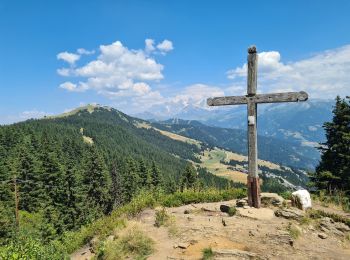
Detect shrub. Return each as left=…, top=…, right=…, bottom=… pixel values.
left=227, top=206, right=237, bottom=216
left=98, top=226, right=154, bottom=260
left=154, top=208, right=170, bottom=227
left=287, top=224, right=301, bottom=239
left=0, top=237, right=67, bottom=260
left=202, top=247, right=214, bottom=260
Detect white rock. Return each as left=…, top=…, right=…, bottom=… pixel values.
left=292, top=190, right=312, bottom=210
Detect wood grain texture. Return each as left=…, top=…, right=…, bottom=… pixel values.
left=247, top=47, right=258, bottom=95
left=207, top=91, right=308, bottom=106
left=247, top=101, right=258, bottom=178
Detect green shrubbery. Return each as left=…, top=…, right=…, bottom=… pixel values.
left=202, top=247, right=214, bottom=260
left=0, top=188, right=246, bottom=258
left=96, top=226, right=154, bottom=260
left=161, top=188, right=246, bottom=207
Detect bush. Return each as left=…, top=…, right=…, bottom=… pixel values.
left=0, top=237, right=67, bottom=260
left=154, top=208, right=170, bottom=227
left=161, top=188, right=246, bottom=207
left=287, top=224, right=301, bottom=239
left=202, top=247, right=214, bottom=260
left=227, top=206, right=237, bottom=216
left=97, top=226, right=154, bottom=260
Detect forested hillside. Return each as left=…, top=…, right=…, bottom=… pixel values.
left=0, top=106, right=236, bottom=252
left=152, top=119, right=319, bottom=169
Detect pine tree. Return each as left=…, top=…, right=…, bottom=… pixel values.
left=110, top=160, right=123, bottom=208
left=139, top=159, right=151, bottom=188
left=82, top=146, right=112, bottom=217
left=122, top=157, right=140, bottom=202
left=313, top=96, right=350, bottom=194
left=180, top=164, right=197, bottom=191
left=16, top=143, right=40, bottom=212
left=150, top=161, right=162, bottom=188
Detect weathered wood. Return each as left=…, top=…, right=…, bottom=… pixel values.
left=247, top=101, right=258, bottom=178
left=247, top=46, right=260, bottom=208
left=247, top=176, right=260, bottom=208
left=207, top=95, right=248, bottom=106
left=254, top=91, right=308, bottom=103
left=207, top=91, right=308, bottom=106
left=247, top=45, right=258, bottom=95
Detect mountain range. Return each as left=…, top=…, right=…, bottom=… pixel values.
left=135, top=99, right=334, bottom=148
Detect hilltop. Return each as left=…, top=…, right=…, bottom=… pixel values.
left=72, top=195, right=350, bottom=260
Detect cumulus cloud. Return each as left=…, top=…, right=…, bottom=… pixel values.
left=227, top=45, right=350, bottom=98
left=77, top=48, right=95, bottom=55
left=57, top=51, right=80, bottom=65
left=59, top=81, right=87, bottom=92
left=157, top=39, right=173, bottom=54
left=145, top=39, right=156, bottom=53
left=57, top=39, right=173, bottom=98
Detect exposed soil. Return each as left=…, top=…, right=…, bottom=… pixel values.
left=71, top=200, right=350, bottom=259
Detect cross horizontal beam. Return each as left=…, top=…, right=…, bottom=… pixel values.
left=207, top=91, right=308, bottom=106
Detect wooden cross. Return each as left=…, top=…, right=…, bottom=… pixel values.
left=207, top=45, right=308, bottom=208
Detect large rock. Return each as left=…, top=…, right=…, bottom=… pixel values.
left=291, top=190, right=312, bottom=210
left=275, top=208, right=305, bottom=220
left=320, top=217, right=350, bottom=236
left=260, top=192, right=284, bottom=206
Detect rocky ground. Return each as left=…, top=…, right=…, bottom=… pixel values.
left=72, top=195, right=350, bottom=260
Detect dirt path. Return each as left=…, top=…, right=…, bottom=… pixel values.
left=71, top=199, right=350, bottom=259
left=137, top=200, right=350, bottom=259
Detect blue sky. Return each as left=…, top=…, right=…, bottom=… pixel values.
left=1, top=0, right=350, bottom=123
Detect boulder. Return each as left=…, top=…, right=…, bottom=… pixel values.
left=275, top=208, right=305, bottom=220
left=220, top=204, right=231, bottom=213
left=260, top=192, right=284, bottom=206
left=177, top=242, right=190, bottom=249
left=291, top=190, right=312, bottom=210
left=320, top=217, right=350, bottom=236
left=236, top=199, right=248, bottom=207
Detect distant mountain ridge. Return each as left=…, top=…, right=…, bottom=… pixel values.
left=152, top=119, right=319, bottom=169
left=136, top=99, right=334, bottom=148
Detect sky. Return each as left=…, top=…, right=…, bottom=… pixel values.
left=1, top=0, right=350, bottom=124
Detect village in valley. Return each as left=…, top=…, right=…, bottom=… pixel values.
left=0, top=1, right=350, bottom=259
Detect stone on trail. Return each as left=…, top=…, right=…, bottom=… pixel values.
left=320, top=217, right=350, bottom=236
left=260, top=192, right=284, bottom=206
left=177, top=242, right=190, bottom=249
left=291, top=190, right=312, bottom=210
left=274, top=208, right=305, bottom=220
left=236, top=198, right=249, bottom=207
left=213, top=248, right=258, bottom=259
left=318, top=233, right=328, bottom=239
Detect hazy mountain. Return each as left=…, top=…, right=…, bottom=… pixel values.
left=152, top=119, right=319, bottom=169
left=141, top=99, right=334, bottom=147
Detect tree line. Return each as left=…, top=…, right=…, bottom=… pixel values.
left=310, top=96, right=350, bottom=195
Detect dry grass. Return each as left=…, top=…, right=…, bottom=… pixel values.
left=82, top=135, right=94, bottom=145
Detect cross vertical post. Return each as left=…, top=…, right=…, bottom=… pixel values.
left=247, top=46, right=260, bottom=208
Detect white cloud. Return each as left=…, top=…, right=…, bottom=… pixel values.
left=77, top=48, right=95, bottom=55
left=59, top=81, right=87, bottom=92
left=169, top=84, right=224, bottom=108
left=57, top=51, right=80, bottom=65
left=57, top=68, right=72, bottom=76
left=145, top=39, right=155, bottom=53
left=157, top=40, right=174, bottom=54
left=227, top=45, right=350, bottom=98
left=57, top=39, right=172, bottom=98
